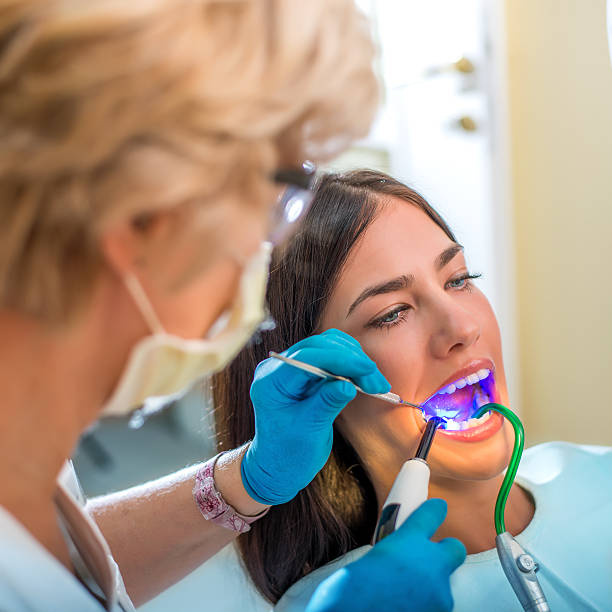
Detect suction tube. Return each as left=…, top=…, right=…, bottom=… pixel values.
left=472, top=403, right=524, bottom=534
left=473, top=403, right=550, bottom=611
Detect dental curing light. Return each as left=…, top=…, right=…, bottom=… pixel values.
left=373, top=416, right=446, bottom=543
left=473, top=403, right=550, bottom=612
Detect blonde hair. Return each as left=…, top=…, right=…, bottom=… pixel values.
left=0, top=0, right=378, bottom=321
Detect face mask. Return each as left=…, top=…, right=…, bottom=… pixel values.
left=100, top=242, right=272, bottom=418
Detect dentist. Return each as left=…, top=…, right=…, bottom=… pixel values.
left=0, top=1, right=465, bottom=611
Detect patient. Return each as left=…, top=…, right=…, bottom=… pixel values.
left=213, top=170, right=612, bottom=611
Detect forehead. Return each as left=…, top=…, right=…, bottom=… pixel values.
left=340, top=196, right=454, bottom=282
left=321, top=198, right=456, bottom=325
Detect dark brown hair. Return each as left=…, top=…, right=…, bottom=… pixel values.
left=213, top=170, right=455, bottom=603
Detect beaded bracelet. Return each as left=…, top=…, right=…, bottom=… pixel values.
left=193, top=453, right=269, bottom=533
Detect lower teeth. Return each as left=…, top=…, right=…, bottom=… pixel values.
left=462, top=411, right=491, bottom=430
left=448, top=410, right=491, bottom=431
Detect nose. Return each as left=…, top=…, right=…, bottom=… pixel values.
left=428, top=295, right=481, bottom=359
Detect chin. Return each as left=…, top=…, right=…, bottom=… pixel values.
left=429, top=421, right=514, bottom=482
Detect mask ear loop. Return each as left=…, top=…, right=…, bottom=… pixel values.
left=123, top=274, right=166, bottom=335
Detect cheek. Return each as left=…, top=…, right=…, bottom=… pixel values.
left=481, top=302, right=502, bottom=349
left=354, top=326, right=430, bottom=402
left=477, top=296, right=509, bottom=396
left=160, top=258, right=241, bottom=338
left=337, top=394, right=424, bottom=456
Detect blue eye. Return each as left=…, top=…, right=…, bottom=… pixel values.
left=446, top=273, right=482, bottom=291
left=368, top=305, right=411, bottom=329
left=448, top=277, right=467, bottom=289
left=381, top=310, right=400, bottom=323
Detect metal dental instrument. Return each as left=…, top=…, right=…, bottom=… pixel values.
left=373, top=416, right=446, bottom=543
left=268, top=351, right=422, bottom=409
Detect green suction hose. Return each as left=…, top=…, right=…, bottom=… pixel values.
left=472, top=403, right=524, bottom=534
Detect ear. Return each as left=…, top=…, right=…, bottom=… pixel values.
left=99, top=210, right=176, bottom=280
left=99, top=218, right=140, bottom=281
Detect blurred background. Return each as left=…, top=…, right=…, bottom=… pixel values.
left=74, top=0, right=612, bottom=609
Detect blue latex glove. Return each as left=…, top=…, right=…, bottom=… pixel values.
left=241, top=328, right=390, bottom=505
left=306, top=499, right=466, bottom=612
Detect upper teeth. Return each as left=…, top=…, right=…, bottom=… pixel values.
left=438, top=369, right=490, bottom=395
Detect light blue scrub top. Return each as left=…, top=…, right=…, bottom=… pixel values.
left=0, top=462, right=134, bottom=611
left=276, top=443, right=612, bottom=612
left=0, top=506, right=105, bottom=611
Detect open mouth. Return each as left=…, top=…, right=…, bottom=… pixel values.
left=420, top=368, right=497, bottom=431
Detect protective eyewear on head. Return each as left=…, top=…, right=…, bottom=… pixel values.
left=268, top=160, right=316, bottom=245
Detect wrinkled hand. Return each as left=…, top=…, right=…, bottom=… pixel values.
left=306, top=499, right=466, bottom=612
left=241, top=329, right=389, bottom=505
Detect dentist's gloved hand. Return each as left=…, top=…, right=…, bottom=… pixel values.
left=306, top=499, right=466, bottom=612
left=241, top=328, right=390, bottom=505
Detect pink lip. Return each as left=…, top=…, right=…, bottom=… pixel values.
left=413, top=356, right=502, bottom=443
left=422, top=358, right=496, bottom=403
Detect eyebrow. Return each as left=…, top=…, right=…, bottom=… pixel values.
left=436, top=243, right=464, bottom=270
left=346, top=274, right=415, bottom=317
left=346, top=243, right=464, bottom=318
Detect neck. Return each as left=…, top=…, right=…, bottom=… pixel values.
left=0, top=291, right=134, bottom=568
